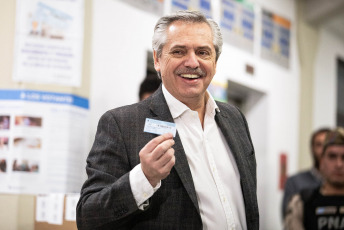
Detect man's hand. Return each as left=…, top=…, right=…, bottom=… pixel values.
left=140, top=133, right=175, bottom=187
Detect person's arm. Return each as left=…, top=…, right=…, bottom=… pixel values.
left=282, top=177, right=297, bottom=217
left=76, top=111, right=175, bottom=230
left=284, top=194, right=305, bottom=230
left=76, top=111, right=140, bottom=230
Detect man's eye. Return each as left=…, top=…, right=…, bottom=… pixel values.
left=198, top=50, right=210, bottom=57
left=328, top=154, right=337, bottom=160
left=171, top=50, right=183, bottom=55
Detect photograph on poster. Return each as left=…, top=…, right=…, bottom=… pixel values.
left=0, top=116, right=10, bottom=130
left=12, top=159, right=39, bottom=173
left=13, top=137, right=41, bottom=149
left=0, top=137, right=9, bottom=150
left=13, top=0, right=84, bottom=86
left=15, top=116, right=42, bottom=127
left=0, top=159, right=7, bottom=173
left=28, top=2, right=72, bottom=40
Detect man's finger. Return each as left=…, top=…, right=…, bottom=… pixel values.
left=156, top=148, right=175, bottom=167
left=152, top=140, right=175, bottom=161
left=141, top=132, right=173, bottom=153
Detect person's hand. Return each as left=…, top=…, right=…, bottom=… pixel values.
left=140, top=133, right=175, bottom=187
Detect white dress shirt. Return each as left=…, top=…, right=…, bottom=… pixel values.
left=130, top=84, right=247, bottom=229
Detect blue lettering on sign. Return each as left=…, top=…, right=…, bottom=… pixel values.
left=223, top=10, right=234, bottom=21
left=222, top=0, right=235, bottom=8
left=0, top=90, right=89, bottom=109
left=200, top=0, right=210, bottom=10
left=172, top=0, right=188, bottom=10
left=242, top=19, right=253, bottom=30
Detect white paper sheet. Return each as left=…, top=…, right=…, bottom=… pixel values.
left=47, top=193, right=65, bottom=225
left=65, top=193, right=80, bottom=221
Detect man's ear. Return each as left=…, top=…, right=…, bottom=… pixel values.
left=153, top=50, right=160, bottom=72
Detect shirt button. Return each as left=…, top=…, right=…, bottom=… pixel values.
left=143, top=193, right=148, bottom=198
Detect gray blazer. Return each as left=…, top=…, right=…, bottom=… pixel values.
left=77, top=86, right=259, bottom=230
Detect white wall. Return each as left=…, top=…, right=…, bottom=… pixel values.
left=90, top=0, right=160, bottom=136
left=313, top=28, right=344, bottom=129
left=90, top=0, right=300, bottom=229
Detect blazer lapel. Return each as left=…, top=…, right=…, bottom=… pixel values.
left=148, top=86, right=200, bottom=215
left=214, top=109, right=244, bottom=168
left=214, top=104, right=258, bottom=225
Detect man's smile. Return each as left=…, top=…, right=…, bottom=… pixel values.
left=180, top=74, right=201, bottom=79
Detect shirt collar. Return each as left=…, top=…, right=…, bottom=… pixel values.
left=162, top=84, right=220, bottom=119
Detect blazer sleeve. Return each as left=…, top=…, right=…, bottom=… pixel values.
left=76, top=110, right=141, bottom=230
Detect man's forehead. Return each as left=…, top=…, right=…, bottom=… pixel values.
left=168, top=23, right=178, bottom=32
left=165, top=22, right=214, bottom=47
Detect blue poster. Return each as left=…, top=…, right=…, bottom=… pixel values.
left=261, top=9, right=291, bottom=68
left=220, top=0, right=255, bottom=53
left=171, top=0, right=212, bottom=18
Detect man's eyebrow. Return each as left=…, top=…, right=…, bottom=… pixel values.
left=198, top=45, right=212, bottom=49
left=170, top=45, right=186, bottom=49
left=197, top=46, right=212, bottom=51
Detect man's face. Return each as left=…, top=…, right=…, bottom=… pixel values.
left=320, top=145, right=344, bottom=188
left=153, top=21, right=217, bottom=105
left=313, top=132, right=328, bottom=167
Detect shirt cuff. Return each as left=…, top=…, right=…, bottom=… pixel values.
left=129, top=164, right=161, bottom=209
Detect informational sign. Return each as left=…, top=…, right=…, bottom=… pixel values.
left=171, top=0, right=212, bottom=18
left=220, top=0, right=255, bottom=53
left=120, top=0, right=164, bottom=16
left=261, top=9, right=291, bottom=69
left=0, top=90, right=89, bottom=194
left=13, top=0, right=84, bottom=86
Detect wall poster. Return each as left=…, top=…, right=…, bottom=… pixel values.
left=261, top=9, right=291, bottom=69
left=13, top=0, right=84, bottom=86
left=0, top=90, right=89, bottom=194
left=171, top=0, right=212, bottom=18
left=220, top=0, right=255, bottom=53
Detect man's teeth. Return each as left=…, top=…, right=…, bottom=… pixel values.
left=181, top=74, right=199, bottom=79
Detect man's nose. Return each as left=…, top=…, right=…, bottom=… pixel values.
left=184, top=52, right=199, bottom=69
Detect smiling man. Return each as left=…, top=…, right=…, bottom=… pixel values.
left=77, top=10, right=259, bottom=230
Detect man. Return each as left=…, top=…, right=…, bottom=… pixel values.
left=77, top=10, right=259, bottom=229
left=282, top=128, right=330, bottom=217
left=284, top=127, right=344, bottom=230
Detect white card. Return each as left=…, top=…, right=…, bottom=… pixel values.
left=144, top=118, right=176, bottom=137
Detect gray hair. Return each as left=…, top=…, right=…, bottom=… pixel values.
left=152, top=10, right=223, bottom=62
